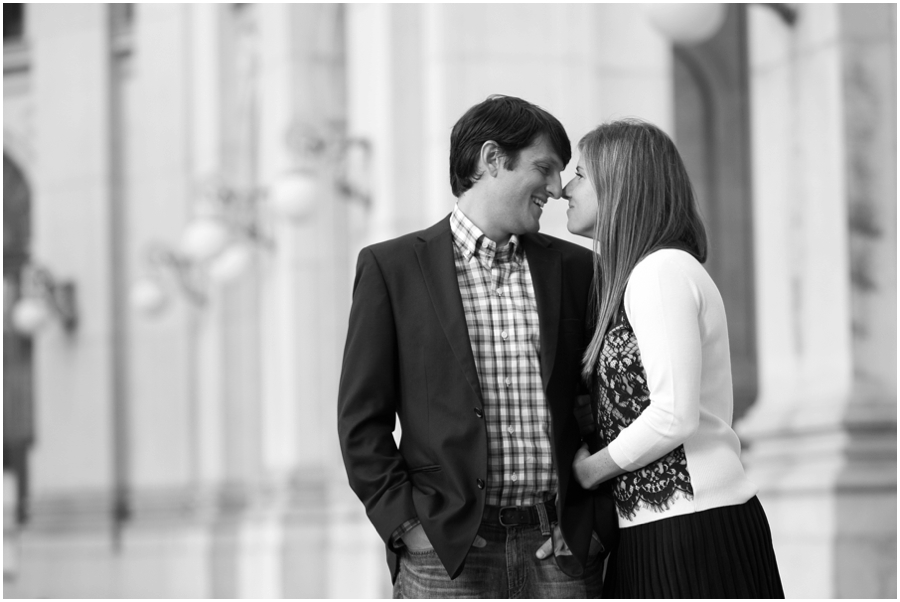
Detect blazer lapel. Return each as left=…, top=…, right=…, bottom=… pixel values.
left=415, top=219, right=484, bottom=404
left=522, top=235, right=561, bottom=387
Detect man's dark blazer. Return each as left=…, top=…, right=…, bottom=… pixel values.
left=337, top=215, right=617, bottom=582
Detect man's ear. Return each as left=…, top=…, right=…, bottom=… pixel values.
left=480, top=140, right=504, bottom=177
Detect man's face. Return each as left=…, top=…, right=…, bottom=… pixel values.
left=491, top=135, right=564, bottom=238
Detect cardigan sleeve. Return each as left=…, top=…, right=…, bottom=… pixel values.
left=607, top=252, right=703, bottom=471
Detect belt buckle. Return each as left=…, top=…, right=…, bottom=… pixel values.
left=498, top=505, right=521, bottom=527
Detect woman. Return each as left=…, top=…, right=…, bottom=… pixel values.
left=562, top=119, right=784, bottom=598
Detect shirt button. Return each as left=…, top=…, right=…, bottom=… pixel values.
left=497, top=287, right=505, bottom=296
left=510, top=473, right=518, bottom=482
left=501, top=331, right=508, bottom=340
left=505, top=376, right=511, bottom=387
left=507, top=426, right=515, bottom=434
left=477, top=479, right=485, bottom=489
left=474, top=407, right=483, bottom=418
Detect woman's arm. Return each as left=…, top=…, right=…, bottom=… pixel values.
left=579, top=252, right=704, bottom=482
left=572, top=443, right=626, bottom=490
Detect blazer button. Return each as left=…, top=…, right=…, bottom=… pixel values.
left=476, top=479, right=485, bottom=489
left=474, top=407, right=483, bottom=418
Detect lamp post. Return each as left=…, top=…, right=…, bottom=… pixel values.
left=644, top=3, right=797, bottom=45
left=10, top=264, right=79, bottom=336
left=131, top=243, right=207, bottom=316
left=131, top=122, right=371, bottom=317
left=131, top=180, right=270, bottom=316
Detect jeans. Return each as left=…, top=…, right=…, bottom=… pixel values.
left=392, top=521, right=604, bottom=599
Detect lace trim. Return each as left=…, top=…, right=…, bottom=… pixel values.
left=594, top=307, right=694, bottom=521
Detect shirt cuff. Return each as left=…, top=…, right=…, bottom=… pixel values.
left=390, top=517, right=421, bottom=549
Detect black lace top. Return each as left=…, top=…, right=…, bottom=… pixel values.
left=593, top=305, right=694, bottom=522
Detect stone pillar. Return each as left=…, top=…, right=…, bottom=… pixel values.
left=739, top=4, right=897, bottom=598
left=257, top=4, right=367, bottom=598
left=345, top=4, right=432, bottom=247
left=125, top=4, right=213, bottom=597
left=255, top=3, right=325, bottom=598
left=15, top=5, right=117, bottom=597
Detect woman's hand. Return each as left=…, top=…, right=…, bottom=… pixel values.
left=572, top=443, right=599, bottom=490
left=572, top=443, right=627, bottom=490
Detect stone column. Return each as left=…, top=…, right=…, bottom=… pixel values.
left=739, top=4, right=897, bottom=598
left=125, top=4, right=214, bottom=597
left=16, top=5, right=117, bottom=597
left=257, top=4, right=366, bottom=597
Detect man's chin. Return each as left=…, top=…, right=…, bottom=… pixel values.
left=524, top=219, right=541, bottom=234
left=508, top=217, right=540, bottom=237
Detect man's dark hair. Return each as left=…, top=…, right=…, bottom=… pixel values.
left=449, top=94, right=571, bottom=197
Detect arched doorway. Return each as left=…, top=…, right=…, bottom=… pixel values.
left=672, top=5, right=758, bottom=422
left=4, top=153, right=33, bottom=524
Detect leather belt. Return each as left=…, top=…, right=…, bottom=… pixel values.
left=482, top=500, right=557, bottom=527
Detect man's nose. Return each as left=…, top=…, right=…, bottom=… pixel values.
left=547, top=174, right=563, bottom=199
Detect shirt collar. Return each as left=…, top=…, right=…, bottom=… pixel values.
left=450, top=204, right=522, bottom=268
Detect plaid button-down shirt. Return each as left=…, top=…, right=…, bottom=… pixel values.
left=450, top=205, right=556, bottom=507
left=390, top=207, right=558, bottom=546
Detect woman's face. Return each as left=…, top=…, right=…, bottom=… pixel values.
left=563, top=155, right=598, bottom=238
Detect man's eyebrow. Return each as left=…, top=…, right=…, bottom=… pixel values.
left=535, top=156, right=563, bottom=170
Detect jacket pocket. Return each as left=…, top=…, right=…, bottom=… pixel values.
left=409, top=465, right=444, bottom=498
left=408, top=464, right=442, bottom=475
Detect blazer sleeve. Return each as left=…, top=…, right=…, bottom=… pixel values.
left=337, top=247, right=418, bottom=545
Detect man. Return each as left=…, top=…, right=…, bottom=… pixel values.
left=338, top=95, right=615, bottom=598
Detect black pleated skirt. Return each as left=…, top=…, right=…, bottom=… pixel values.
left=602, top=496, right=785, bottom=599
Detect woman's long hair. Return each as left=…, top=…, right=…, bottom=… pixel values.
left=580, top=119, right=708, bottom=381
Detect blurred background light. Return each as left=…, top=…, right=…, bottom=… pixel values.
left=129, top=277, right=168, bottom=317
left=9, top=265, right=78, bottom=335
left=179, top=214, right=231, bottom=263
left=269, top=170, right=319, bottom=220
left=208, top=241, right=254, bottom=283
left=10, top=297, right=51, bottom=335
left=644, top=3, right=728, bottom=44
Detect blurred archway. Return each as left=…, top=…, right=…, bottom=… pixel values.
left=673, top=4, right=757, bottom=422
left=3, top=153, right=33, bottom=525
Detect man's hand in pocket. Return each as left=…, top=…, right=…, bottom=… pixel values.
left=400, top=524, right=433, bottom=551
left=402, top=524, right=486, bottom=551
left=535, top=526, right=603, bottom=559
